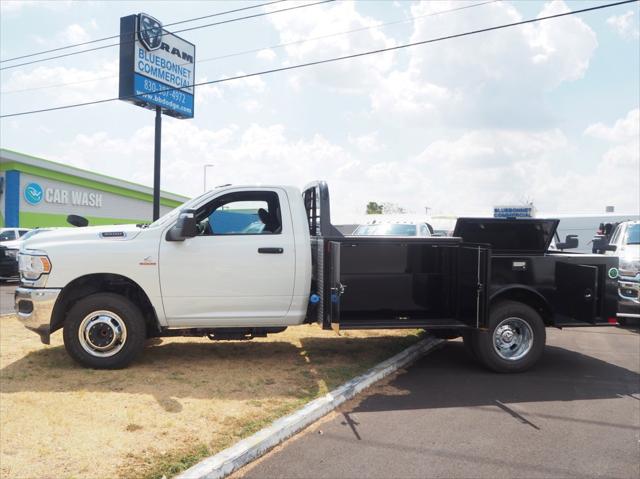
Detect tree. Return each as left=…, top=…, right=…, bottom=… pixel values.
left=381, top=202, right=406, bottom=215
left=366, top=202, right=383, bottom=214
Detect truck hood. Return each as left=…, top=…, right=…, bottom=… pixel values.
left=21, top=224, right=143, bottom=251
left=453, top=218, right=559, bottom=254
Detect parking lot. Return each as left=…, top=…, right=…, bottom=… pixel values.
left=239, top=325, right=640, bottom=479
left=2, top=281, right=639, bottom=479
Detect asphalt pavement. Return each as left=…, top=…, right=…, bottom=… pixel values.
left=240, top=327, right=640, bottom=479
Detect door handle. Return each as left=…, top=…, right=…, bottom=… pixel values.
left=584, top=289, right=593, bottom=300
left=258, top=247, right=283, bottom=254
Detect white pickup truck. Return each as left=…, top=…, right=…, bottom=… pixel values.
left=15, top=182, right=619, bottom=371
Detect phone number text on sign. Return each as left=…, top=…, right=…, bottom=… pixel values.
left=133, top=74, right=194, bottom=117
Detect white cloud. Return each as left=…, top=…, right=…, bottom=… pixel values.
left=0, top=61, right=118, bottom=104
left=348, top=132, right=383, bottom=153
left=33, top=22, right=95, bottom=47
left=2, top=61, right=118, bottom=104
left=267, top=0, right=396, bottom=92
left=222, top=72, right=266, bottom=93
left=256, top=49, right=276, bottom=61
left=606, top=10, right=639, bottom=39
left=369, top=0, right=598, bottom=128
left=0, top=0, right=72, bottom=13
left=584, top=108, right=639, bottom=142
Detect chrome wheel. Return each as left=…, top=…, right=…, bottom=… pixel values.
left=492, top=317, right=533, bottom=361
left=78, top=310, right=127, bottom=358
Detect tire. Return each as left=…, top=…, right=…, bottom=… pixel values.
left=473, top=300, right=546, bottom=373
left=430, top=329, right=461, bottom=340
left=63, top=292, right=146, bottom=369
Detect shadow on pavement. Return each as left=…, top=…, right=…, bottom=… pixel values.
left=354, top=341, right=639, bottom=414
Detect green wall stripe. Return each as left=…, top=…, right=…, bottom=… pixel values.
left=1, top=148, right=188, bottom=201
left=0, top=161, right=185, bottom=208
left=19, top=211, right=150, bottom=228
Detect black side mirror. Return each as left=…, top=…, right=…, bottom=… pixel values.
left=166, top=210, right=198, bottom=241
left=557, top=234, right=579, bottom=250
left=67, top=214, right=89, bottom=227
left=604, top=244, right=617, bottom=252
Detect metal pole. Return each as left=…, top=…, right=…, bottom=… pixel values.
left=203, top=164, right=214, bottom=192
left=153, top=106, right=162, bottom=221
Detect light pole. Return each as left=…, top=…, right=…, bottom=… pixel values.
left=203, top=164, right=215, bottom=192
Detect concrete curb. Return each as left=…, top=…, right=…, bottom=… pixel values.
left=177, top=335, right=443, bottom=479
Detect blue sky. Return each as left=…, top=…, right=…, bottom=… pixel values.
left=1, top=0, right=638, bottom=222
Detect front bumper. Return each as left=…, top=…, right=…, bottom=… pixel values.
left=617, top=278, right=640, bottom=319
left=14, top=287, right=61, bottom=344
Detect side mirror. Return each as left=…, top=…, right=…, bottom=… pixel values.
left=67, top=214, right=89, bottom=227
left=556, top=234, right=579, bottom=250
left=166, top=210, right=198, bottom=241
left=604, top=244, right=617, bottom=252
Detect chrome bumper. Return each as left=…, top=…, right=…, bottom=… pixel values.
left=14, top=287, right=61, bottom=344
left=617, top=279, right=640, bottom=319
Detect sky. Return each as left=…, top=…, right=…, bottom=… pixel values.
left=1, top=0, right=638, bottom=223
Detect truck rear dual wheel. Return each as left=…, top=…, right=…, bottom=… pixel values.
left=63, top=293, right=146, bottom=369
left=472, top=300, right=546, bottom=373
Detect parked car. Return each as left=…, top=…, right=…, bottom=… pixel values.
left=0, top=229, right=55, bottom=277
left=0, top=245, right=19, bottom=282
left=0, top=228, right=30, bottom=243
left=353, top=220, right=433, bottom=237
left=604, top=220, right=640, bottom=322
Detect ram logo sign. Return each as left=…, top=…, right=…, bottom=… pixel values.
left=24, top=183, right=43, bottom=205
left=138, top=14, right=163, bottom=51
left=119, top=13, right=196, bottom=119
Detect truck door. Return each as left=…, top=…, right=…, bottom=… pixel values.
left=322, top=240, right=342, bottom=331
left=457, top=245, right=490, bottom=328
left=159, top=188, right=296, bottom=326
left=555, top=262, right=598, bottom=322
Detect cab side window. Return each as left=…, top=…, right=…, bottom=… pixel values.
left=198, top=191, right=282, bottom=236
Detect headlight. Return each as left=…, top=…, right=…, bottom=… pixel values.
left=18, top=250, right=52, bottom=280
left=5, top=249, right=18, bottom=259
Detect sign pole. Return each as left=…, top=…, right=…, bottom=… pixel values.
left=153, top=105, right=162, bottom=221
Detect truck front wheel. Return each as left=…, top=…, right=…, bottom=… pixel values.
left=472, top=300, right=545, bottom=373
left=63, top=293, right=146, bottom=369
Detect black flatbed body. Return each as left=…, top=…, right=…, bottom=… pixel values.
left=303, top=182, right=619, bottom=332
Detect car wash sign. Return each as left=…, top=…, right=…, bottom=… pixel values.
left=119, top=13, right=195, bottom=119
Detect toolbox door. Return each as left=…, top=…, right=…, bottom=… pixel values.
left=457, top=245, right=490, bottom=328
left=555, top=262, right=598, bottom=322
left=323, top=241, right=343, bottom=331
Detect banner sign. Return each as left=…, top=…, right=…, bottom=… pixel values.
left=119, top=13, right=196, bottom=119
left=493, top=206, right=536, bottom=218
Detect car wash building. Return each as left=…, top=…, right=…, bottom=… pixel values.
left=0, top=149, right=188, bottom=228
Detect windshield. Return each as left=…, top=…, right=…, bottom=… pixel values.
left=626, top=224, right=640, bottom=245
left=21, top=229, right=49, bottom=240
left=0, top=230, right=15, bottom=241
left=354, top=224, right=417, bottom=236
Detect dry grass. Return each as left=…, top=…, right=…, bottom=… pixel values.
left=0, top=315, right=421, bottom=479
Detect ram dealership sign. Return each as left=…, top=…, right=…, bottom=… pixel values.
left=119, top=13, right=195, bottom=119
left=493, top=205, right=536, bottom=218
